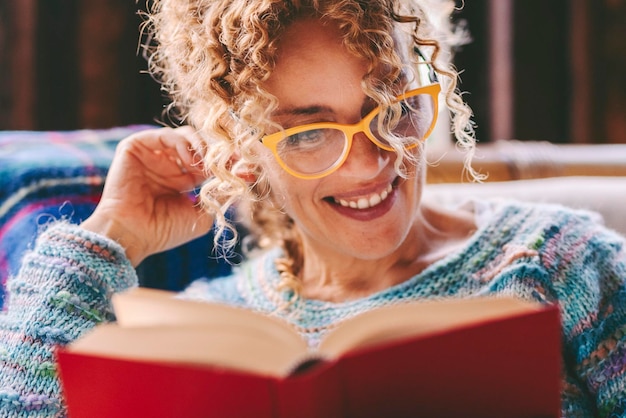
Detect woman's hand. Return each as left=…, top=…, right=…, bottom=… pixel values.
left=81, top=126, right=214, bottom=266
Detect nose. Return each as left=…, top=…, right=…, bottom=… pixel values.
left=338, top=131, right=391, bottom=178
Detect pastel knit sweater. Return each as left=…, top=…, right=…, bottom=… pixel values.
left=0, top=200, right=625, bottom=417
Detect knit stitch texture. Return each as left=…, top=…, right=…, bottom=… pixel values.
left=1, top=200, right=625, bottom=417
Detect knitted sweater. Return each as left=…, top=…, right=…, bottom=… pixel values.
left=0, top=200, right=625, bottom=417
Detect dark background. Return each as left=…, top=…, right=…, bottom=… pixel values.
left=1, top=0, right=625, bottom=144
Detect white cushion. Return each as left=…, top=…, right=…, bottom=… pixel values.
left=426, top=176, right=626, bottom=236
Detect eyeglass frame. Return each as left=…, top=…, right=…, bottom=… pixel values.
left=260, top=82, right=441, bottom=180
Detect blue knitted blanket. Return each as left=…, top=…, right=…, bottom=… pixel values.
left=0, top=126, right=235, bottom=308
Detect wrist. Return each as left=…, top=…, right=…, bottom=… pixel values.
left=26, top=222, right=139, bottom=293
left=80, top=214, right=146, bottom=267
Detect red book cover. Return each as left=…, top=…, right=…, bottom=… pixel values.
left=335, top=308, right=561, bottom=418
left=56, top=353, right=277, bottom=418
left=56, top=291, right=562, bottom=418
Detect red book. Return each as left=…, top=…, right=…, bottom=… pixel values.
left=56, top=288, right=562, bottom=418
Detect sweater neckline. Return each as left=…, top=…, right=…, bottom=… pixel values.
left=245, top=200, right=521, bottom=315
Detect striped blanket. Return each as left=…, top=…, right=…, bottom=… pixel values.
left=0, top=126, right=235, bottom=309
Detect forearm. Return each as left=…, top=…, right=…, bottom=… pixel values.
left=557, top=228, right=626, bottom=417
left=0, top=222, right=138, bottom=416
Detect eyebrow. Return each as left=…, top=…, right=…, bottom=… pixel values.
left=272, top=71, right=414, bottom=117
left=273, top=105, right=333, bottom=117
left=274, top=96, right=378, bottom=120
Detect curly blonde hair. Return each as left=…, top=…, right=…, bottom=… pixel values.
left=142, top=0, right=475, bottom=289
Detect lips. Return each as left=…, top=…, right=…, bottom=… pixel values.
left=333, top=183, right=393, bottom=209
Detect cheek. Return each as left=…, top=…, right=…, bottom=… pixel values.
left=393, top=146, right=425, bottom=180
left=263, top=166, right=321, bottom=222
left=255, top=147, right=285, bottom=188
left=261, top=160, right=300, bottom=210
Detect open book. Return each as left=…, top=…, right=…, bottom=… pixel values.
left=56, top=288, right=562, bottom=418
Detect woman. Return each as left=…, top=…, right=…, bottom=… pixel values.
left=1, top=0, right=625, bottom=416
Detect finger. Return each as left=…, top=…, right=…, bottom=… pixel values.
left=163, top=126, right=210, bottom=170
left=161, top=128, right=218, bottom=188
left=123, top=128, right=209, bottom=189
left=125, top=127, right=201, bottom=167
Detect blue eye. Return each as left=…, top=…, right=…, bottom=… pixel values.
left=284, top=129, right=327, bottom=148
left=375, top=102, right=412, bottom=130
left=399, top=101, right=412, bottom=118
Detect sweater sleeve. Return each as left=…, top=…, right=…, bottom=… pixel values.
left=0, top=222, right=138, bottom=417
left=548, top=218, right=626, bottom=417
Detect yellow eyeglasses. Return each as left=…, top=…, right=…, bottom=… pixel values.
left=261, top=83, right=440, bottom=179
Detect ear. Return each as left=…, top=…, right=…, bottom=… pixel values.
left=234, top=162, right=258, bottom=184
left=229, top=149, right=258, bottom=185
left=236, top=169, right=257, bottom=184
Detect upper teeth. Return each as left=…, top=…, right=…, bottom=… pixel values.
left=335, top=184, right=393, bottom=209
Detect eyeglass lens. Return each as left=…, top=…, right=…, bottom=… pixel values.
left=275, top=93, right=434, bottom=176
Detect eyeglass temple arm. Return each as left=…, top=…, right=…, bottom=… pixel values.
left=413, top=46, right=439, bottom=84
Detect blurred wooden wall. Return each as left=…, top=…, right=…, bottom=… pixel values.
left=454, top=0, right=626, bottom=144
left=1, top=0, right=625, bottom=144
left=0, top=0, right=163, bottom=131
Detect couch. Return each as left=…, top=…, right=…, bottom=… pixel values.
left=1, top=126, right=625, bottom=309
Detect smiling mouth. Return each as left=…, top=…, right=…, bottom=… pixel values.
left=332, top=183, right=394, bottom=209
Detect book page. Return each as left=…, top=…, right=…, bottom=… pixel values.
left=318, top=296, right=543, bottom=358
left=106, top=288, right=310, bottom=376
left=113, top=288, right=307, bottom=354
left=67, top=323, right=306, bottom=377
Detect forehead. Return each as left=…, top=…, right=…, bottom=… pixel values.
left=268, top=18, right=433, bottom=96
left=263, top=19, right=369, bottom=105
